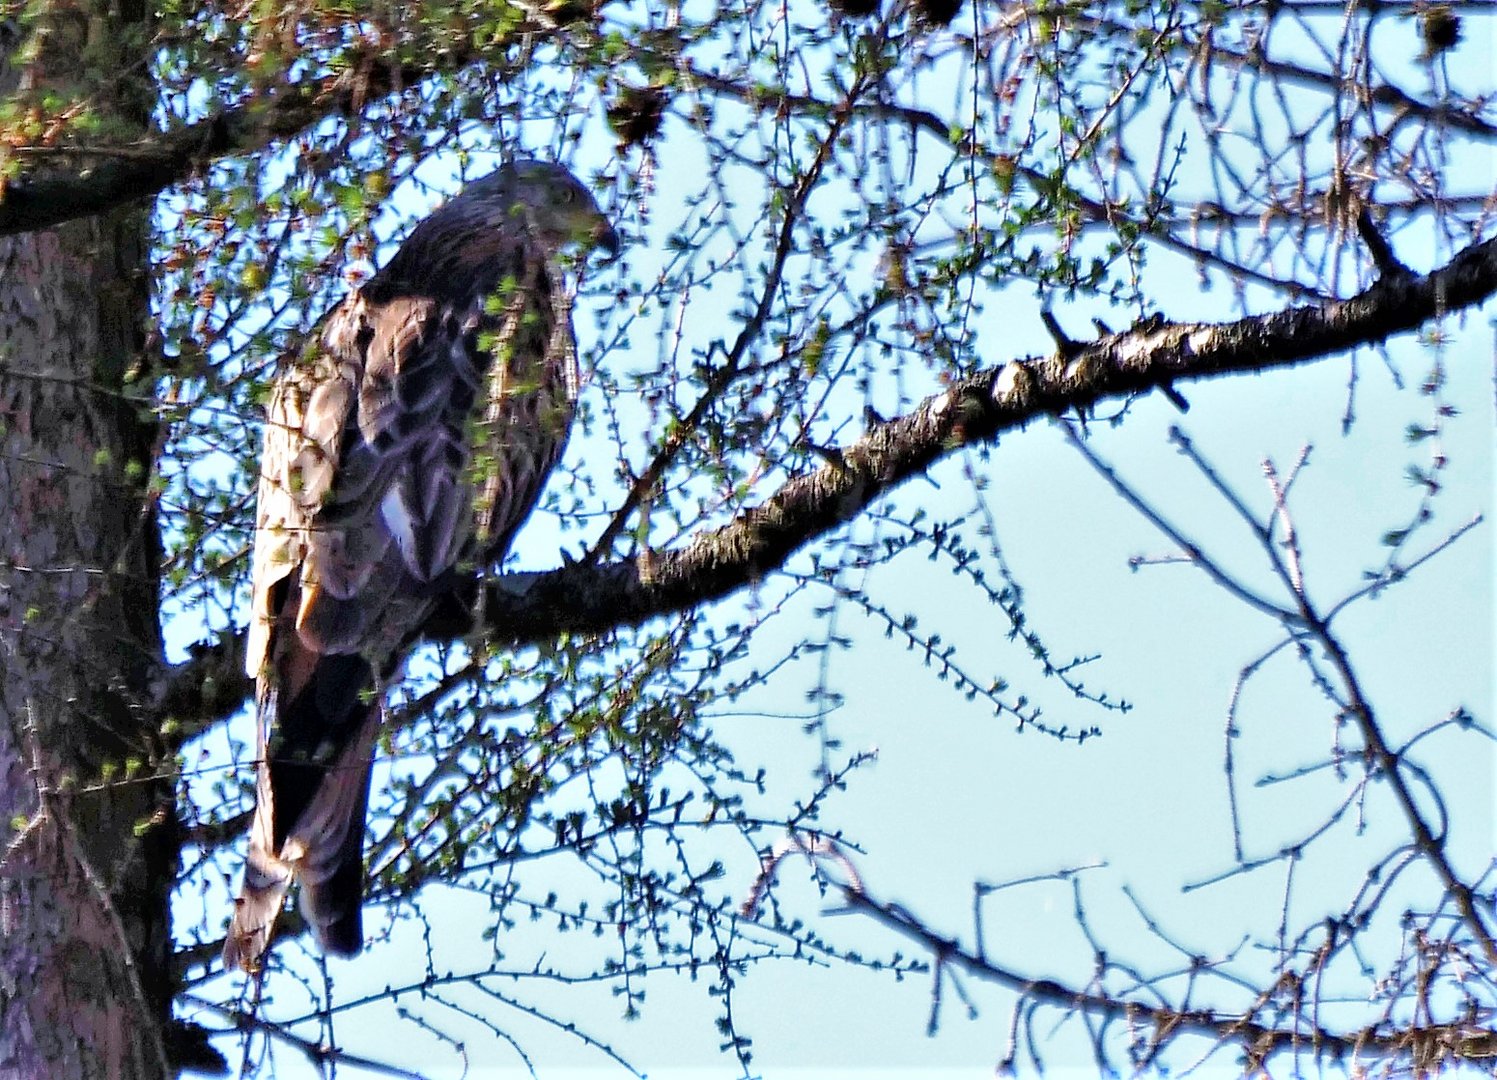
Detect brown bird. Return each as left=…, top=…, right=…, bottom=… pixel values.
left=225, top=160, right=618, bottom=972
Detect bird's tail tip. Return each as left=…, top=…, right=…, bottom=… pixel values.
left=221, top=851, right=368, bottom=970
left=222, top=858, right=292, bottom=973
left=305, top=892, right=364, bottom=958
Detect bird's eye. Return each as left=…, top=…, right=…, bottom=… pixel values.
left=559, top=187, right=577, bottom=204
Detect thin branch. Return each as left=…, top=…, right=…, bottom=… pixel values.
left=1065, top=423, right=1298, bottom=623
left=1301, top=607, right=1497, bottom=964
left=837, top=879, right=1497, bottom=1067
left=179, top=993, right=427, bottom=1079
left=582, top=67, right=868, bottom=564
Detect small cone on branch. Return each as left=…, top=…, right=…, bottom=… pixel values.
left=607, top=84, right=669, bottom=151
left=914, top=0, right=964, bottom=28
left=1419, top=5, right=1461, bottom=59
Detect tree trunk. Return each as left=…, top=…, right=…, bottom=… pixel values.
left=0, top=4, right=178, bottom=1077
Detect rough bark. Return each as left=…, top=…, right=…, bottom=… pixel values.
left=0, top=206, right=174, bottom=1080
left=0, top=5, right=181, bottom=1078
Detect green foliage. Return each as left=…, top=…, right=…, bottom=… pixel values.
left=5, top=0, right=1484, bottom=1073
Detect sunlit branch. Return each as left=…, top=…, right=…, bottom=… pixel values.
left=157, top=233, right=1497, bottom=727
left=433, top=234, right=1497, bottom=641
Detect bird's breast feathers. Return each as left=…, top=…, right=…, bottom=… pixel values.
left=248, top=265, right=571, bottom=673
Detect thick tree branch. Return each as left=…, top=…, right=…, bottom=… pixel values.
left=0, top=12, right=585, bottom=238
left=430, top=234, right=1497, bottom=640
left=157, top=233, right=1497, bottom=728
left=153, top=632, right=252, bottom=749
left=1, top=90, right=333, bottom=236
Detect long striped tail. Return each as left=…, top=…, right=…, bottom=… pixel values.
left=224, top=646, right=379, bottom=972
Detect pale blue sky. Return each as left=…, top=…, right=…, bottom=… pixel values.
left=173, top=5, right=1495, bottom=1076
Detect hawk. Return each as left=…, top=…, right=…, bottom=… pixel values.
left=224, top=160, right=618, bottom=972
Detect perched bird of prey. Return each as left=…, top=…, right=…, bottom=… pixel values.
left=224, top=160, right=618, bottom=972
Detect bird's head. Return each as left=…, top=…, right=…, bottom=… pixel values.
left=363, top=159, right=619, bottom=303
left=469, top=159, right=620, bottom=261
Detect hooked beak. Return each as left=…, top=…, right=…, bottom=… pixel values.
left=593, top=221, right=622, bottom=260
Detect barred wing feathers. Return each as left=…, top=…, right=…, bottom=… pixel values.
left=226, top=162, right=611, bottom=972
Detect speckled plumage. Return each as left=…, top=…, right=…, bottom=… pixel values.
left=225, top=161, right=616, bottom=972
